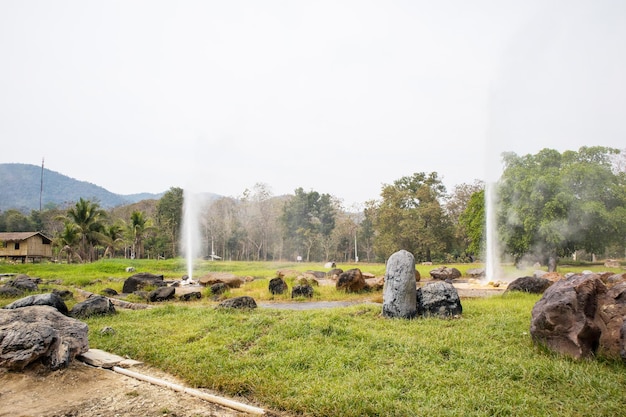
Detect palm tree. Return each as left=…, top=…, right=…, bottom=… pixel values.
left=56, top=221, right=81, bottom=263
left=65, top=198, right=107, bottom=262
left=103, top=222, right=125, bottom=258
left=127, top=211, right=154, bottom=259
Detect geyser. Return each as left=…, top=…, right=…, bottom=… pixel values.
left=181, top=189, right=201, bottom=282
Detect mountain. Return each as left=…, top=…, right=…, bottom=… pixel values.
left=0, top=163, right=166, bottom=212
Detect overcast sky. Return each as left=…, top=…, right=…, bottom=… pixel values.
left=1, top=0, right=624, bottom=207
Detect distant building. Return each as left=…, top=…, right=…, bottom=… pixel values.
left=0, top=232, right=53, bottom=263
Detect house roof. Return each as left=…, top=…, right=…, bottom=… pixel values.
left=0, top=232, right=52, bottom=244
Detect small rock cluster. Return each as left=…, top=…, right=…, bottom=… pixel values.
left=382, top=250, right=462, bottom=319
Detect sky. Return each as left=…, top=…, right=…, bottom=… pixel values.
left=1, top=0, right=625, bottom=208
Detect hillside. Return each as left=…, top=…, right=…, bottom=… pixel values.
left=0, top=163, right=165, bottom=211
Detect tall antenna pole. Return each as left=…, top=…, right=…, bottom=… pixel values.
left=39, top=157, right=44, bottom=212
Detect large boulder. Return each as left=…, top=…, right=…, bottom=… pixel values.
left=505, top=276, right=553, bottom=294
left=122, top=273, right=165, bottom=293
left=336, top=269, right=368, bottom=293
left=0, top=306, right=89, bottom=371
left=382, top=250, right=417, bottom=319
left=218, top=296, right=257, bottom=309
left=429, top=266, right=461, bottom=280
left=416, top=281, right=462, bottom=318
left=269, top=277, right=288, bottom=295
left=530, top=274, right=605, bottom=359
left=4, top=293, right=69, bottom=315
left=70, top=295, right=116, bottom=318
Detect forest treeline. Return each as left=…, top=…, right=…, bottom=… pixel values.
left=1, top=147, right=625, bottom=266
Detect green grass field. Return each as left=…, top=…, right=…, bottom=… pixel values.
left=1, top=259, right=625, bottom=416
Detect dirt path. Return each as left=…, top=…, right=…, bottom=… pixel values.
left=0, top=362, right=258, bottom=417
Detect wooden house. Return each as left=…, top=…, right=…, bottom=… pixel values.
left=0, top=232, right=53, bottom=263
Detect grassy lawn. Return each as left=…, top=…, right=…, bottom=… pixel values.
left=1, top=259, right=625, bottom=416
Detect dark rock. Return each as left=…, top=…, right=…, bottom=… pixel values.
left=292, top=284, right=314, bottom=298
left=4, top=293, right=69, bottom=315
left=429, top=266, right=461, bottom=280
left=336, top=269, right=368, bottom=293
left=416, top=281, right=462, bottom=318
left=506, top=276, right=553, bottom=294
left=8, top=274, right=39, bottom=291
left=210, top=283, right=228, bottom=296
left=179, top=291, right=202, bottom=301
left=327, top=268, right=344, bottom=279
left=101, top=288, right=118, bottom=297
left=218, top=296, right=257, bottom=309
left=382, top=250, right=417, bottom=319
left=122, top=273, right=165, bottom=293
left=0, top=286, right=24, bottom=298
left=52, top=289, right=74, bottom=300
left=530, top=274, right=605, bottom=359
left=70, top=295, right=116, bottom=318
left=269, top=277, right=288, bottom=295
left=148, top=286, right=176, bottom=302
left=0, top=306, right=89, bottom=371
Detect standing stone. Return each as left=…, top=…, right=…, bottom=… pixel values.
left=382, top=250, right=417, bottom=319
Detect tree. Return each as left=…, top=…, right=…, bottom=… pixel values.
left=446, top=181, right=484, bottom=259
left=373, top=172, right=452, bottom=262
left=57, top=221, right=81, bottom=263
left=127, top=211, right=154, bottom=259
left=458, top=189, right=485, bottom=259
left=240, top=183, right=275, bottom=260
left=498, top=146, right=626, bottom=270
left=103, top=222, right=125, bottom=258
left=156, top=187, right=183, bottom=258
left=0, top=209, right=35, bottom=232
left=202, top=196, right=241, bottom=260
left=64, top=198, right=107, bottom=262
left=280, top=188, right=336, bottom=262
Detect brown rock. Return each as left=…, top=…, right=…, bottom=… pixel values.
left=336, top=268, right=368, bottom=293
left=530, top=274, right=605, bottom=359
